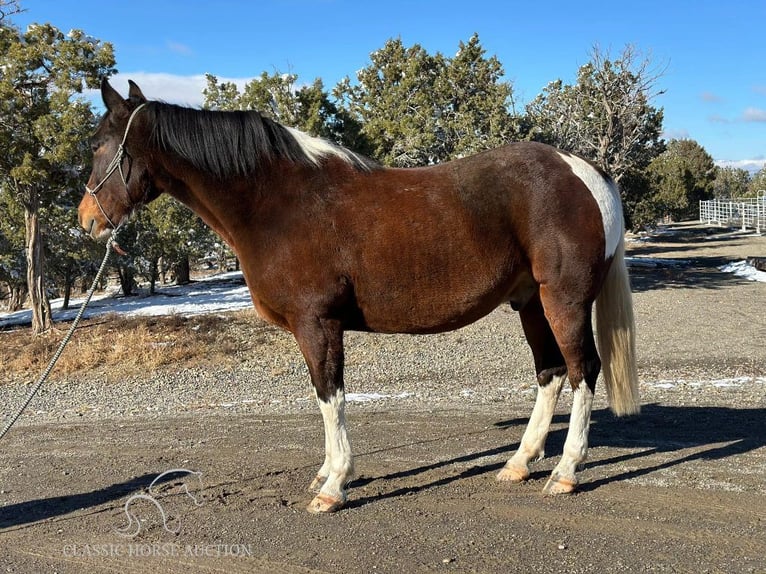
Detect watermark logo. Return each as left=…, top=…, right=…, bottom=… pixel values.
left=62, top=542, right=254, bottom=559
left=115, top=468, right=204, bottom=538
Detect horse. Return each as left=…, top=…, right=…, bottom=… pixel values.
left=79, top=79, right=639, bottom=513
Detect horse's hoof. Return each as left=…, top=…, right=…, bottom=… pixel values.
left=308, top=475, right=326, bottom=493
left=542, top=475, right=577, bottom=495
left=496, top=465, right=529, bottom=483
left=306, top=493, right=345, bottom=514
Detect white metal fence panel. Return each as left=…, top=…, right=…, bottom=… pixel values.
left=700, top=191, right=766, bottom=234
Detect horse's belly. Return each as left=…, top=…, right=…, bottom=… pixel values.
left=353, top=264, right=534, bottom=334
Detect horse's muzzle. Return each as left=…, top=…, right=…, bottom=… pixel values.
left=77, top=194, right=111, bottom=241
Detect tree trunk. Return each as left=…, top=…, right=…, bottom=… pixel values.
left=174, top=255, right=191, bottom=285
left=62, top=265, right=73, bottom=310
left=25, top=203, right=53, bottom=335
left=7, top=284, right=26, bottom=312
left=157, top=256, right=167, bottom=284
left=148, top=257, right=159, bottom=295
left=217, top=245, right=226, bottom=272
left=116, top=264, right=136, bottom=296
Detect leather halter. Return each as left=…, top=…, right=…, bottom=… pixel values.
left=85, top=103, right=147, bottom=229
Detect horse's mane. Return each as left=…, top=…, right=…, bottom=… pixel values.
left=146, top=102, right=378, bottom=180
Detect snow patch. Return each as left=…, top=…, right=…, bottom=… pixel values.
left=653, top=382, right=676, bottom=389
left=650, top=377, right=765, bottom=390
left=0, top=271, right=253, bottom=328
left=346, top=392, right=413, bottom=403
left=719, top=260, right=766, bottom=282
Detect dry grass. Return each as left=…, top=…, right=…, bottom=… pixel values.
left=1, top=311, right=275, bottom=381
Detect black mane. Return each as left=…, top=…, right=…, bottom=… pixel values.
left=146, top=102, right=375, bottom=180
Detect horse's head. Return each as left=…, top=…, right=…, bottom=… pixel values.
left=78, top=78, right=156, bottom=240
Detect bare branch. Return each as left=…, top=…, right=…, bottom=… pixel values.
left=0, top=0, right=25, bottom=24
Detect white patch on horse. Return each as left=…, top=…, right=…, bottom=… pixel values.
left=315, top=389, right=354, bottom=500
left=507, top=375, right=565, bottom=468
left=285, top=126, right=367, bottom=170
left=552, top=384, right=594, bottom=482
left=557, top=152, right=623, bottom=259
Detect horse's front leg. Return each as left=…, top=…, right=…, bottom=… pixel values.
left=293, top=317, right=353, bottom=513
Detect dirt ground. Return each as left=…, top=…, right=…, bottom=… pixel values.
left=1, top=223, right=765, bottom=574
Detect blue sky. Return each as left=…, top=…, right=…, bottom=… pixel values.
left=14, top=0, right=766, bottom=171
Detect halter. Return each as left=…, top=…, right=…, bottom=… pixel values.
left=85, top=103, right=147, bottom=229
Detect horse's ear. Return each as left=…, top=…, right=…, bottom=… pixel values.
left=101, top=77, right=127, bottom=114
left=127, top=80, right=147, bottom=103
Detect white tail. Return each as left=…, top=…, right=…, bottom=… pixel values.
left=595, top=238, right=640, bottom=416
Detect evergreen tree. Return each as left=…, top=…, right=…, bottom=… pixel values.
left=336, top=34, right=519, bottom=167
left=335, top=38, right=444, bottom=166
left=647, top=139, right=716, bottom=221
left=240, top=70, right=301, bottom=125
left=436, top=33, right=517, bottom=158
left=712, top=166, right=751, bottom=199
left=42, top=198, right=102, bottom=309
left=748, top=166, right=766, bottom=197
left=0, top=17, right=114, bottom=332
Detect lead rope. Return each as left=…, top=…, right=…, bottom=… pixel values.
left=0, top=229, right=121, bottom=441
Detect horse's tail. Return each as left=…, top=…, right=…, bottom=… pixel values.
left=595, top=236, right=640, bottom=416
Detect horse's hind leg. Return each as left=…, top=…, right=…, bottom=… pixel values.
left=293, top=317, right=353, bottom=513
left=498, top=294, right=567, bottom=483
left=537, top=284, right=601, bottom=495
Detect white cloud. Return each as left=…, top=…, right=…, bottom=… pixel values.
left=166, top=41, right=194, bottom=56
left=715, top=158, right=766, bottom=174
left=742, top=107, right=766, bottom=122
left=707, top=107, right=766, bottom=124
left=708, top=114, right=730, bottom=124
left=700, top=91, right=723, bottom=103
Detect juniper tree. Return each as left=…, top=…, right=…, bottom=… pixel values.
left=712, top=166, right=751, bottom=199
left=334, top=34, right=519, bottom=167
left=647, top=139, right=716, bottom=221
left=0, top=17, right=114, bottom=332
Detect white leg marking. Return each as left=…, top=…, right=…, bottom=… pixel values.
left=309, top=424, right=332, bottom=493
left=557, top=151, right=623, bottom=259
left=315, top=389, right=354, bottom=502
left=547, top=384, right=595, bottom=492
left=498, top=375, right=565, bottom=482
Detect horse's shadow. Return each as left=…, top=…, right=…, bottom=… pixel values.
left=578, top=402, right=765, bottom=492
left=346, top=403, right=765, bottom=508
left=0, top=471, right=178, bottom=530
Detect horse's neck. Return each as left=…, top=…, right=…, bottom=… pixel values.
left=160, top=161, right=291, bottom=254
